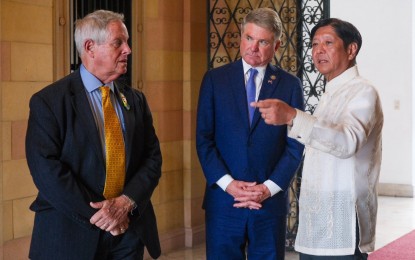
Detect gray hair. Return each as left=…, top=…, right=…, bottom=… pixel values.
left=241, top=8, right=282, bottom=41
left=74, top=10, right=125, bottom=56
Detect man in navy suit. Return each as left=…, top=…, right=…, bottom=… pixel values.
left=196, top=7, right=304, bottom=260
left=25, top=10, right=161, bottom=259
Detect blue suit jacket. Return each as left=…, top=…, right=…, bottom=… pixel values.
left=25, top=69, right=162, bottom=259
left=196, top=59, right=304, bottom=216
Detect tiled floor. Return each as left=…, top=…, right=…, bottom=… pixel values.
left=158, top=196, right=415, bottom=259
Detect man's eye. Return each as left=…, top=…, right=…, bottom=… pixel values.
left=113, top=40, right=122, bottom=47
left=259, top=40, right=269, bottom=46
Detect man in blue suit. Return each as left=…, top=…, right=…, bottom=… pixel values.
left=196, top=8, right=304, bottom=260
left=26, top=10, right=161, bottom=259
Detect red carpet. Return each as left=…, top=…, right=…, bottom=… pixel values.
left=369, top=230, right=415, bottom=260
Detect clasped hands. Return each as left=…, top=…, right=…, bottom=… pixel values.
left=225, top=100, right=295, bottom=210
left=226, top=180, right=271, bottom=210
left=89, top=195, right=133, bottom=236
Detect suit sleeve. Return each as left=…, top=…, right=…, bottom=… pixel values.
left=268, top=77, right=305, bottom=191
left=25, top=94, right=97, bottom=228
left=196, top=72, right=231, bottom=187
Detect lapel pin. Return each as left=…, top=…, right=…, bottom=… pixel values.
left=268, top=75, right=277, bottom=84
left=119, top=92, right=130, bottom=110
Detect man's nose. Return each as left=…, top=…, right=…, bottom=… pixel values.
left=123, top=43, right=132, bottom=55
left=313, top=43, right=324, bottom=53
left=250, top=41, right=259, bottom=51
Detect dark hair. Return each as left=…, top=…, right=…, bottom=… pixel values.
left=310, top=18, right=362, bottom=56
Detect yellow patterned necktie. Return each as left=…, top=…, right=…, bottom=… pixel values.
left=100, top=86, right=126, bottom=199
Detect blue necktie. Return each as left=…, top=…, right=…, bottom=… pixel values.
left=246, top=68, right=258, bottom=124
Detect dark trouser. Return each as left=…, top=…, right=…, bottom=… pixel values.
left=94, top=229, right=144, bottom=260
left=206, top=209, right=287, bottom=260
left=299, top=221, right=368, bottom=260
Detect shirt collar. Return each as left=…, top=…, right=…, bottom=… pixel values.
left=325, top=65, right=359, bottom=94
left=242, top=59, right=267, bottom=76
left=80, top=64, right=115, bottom=93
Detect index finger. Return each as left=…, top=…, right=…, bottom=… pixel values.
left=250, top=99, right=273, bottom=108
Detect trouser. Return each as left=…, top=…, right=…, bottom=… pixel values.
left=94, top=229, right=145, bottom=260
left=205, top=209, right=287, bottom=260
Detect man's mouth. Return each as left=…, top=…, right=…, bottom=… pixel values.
left=246, top=53, right=259, bottom=58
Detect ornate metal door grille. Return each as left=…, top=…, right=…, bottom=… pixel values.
left=70, top=0, right=132, bottom=85
left=207, top=0, right=329, bottom=250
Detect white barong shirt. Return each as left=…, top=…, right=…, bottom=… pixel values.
left=290, top=65, right=383, bottom=255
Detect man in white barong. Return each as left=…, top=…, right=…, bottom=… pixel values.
left=250, top=18, right=383, bottom=259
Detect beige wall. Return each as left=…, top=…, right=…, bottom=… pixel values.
left=141, top=0, right=207, bottom=251
left=332, top=0, right=415, bottom=198
left=0, top=0, right=207, bottom=258
left=1, top=0, right=53, bottom=248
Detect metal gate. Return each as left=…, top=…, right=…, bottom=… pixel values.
left=207, top=0, right=329, bottom=250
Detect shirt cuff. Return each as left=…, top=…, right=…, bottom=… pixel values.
left=122, top=194, right=137, bottom=214
left=216, top=174, right=234, bottom=191
left=288, top=109, right=316, bottom=142
left=263, top=180, right=282, bottom=197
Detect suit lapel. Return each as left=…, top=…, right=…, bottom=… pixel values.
left=114, top=82, right=134, bottom=169
left=229, top=60, right=251, bottom=128
left=69, top=71, right=104, bottom=165
left=251, top=65, right=280, bottom=129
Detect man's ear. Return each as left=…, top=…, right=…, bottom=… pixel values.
left=84, top=39, right=95, bottom=57
left=274, top=40, right=281, bottom=52
left=347, top=42, right=358, bottom=61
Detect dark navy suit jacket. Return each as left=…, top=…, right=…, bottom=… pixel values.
left=196, top=59, right=304, bottom=217
left=25, top=69, right=162, bottom=259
